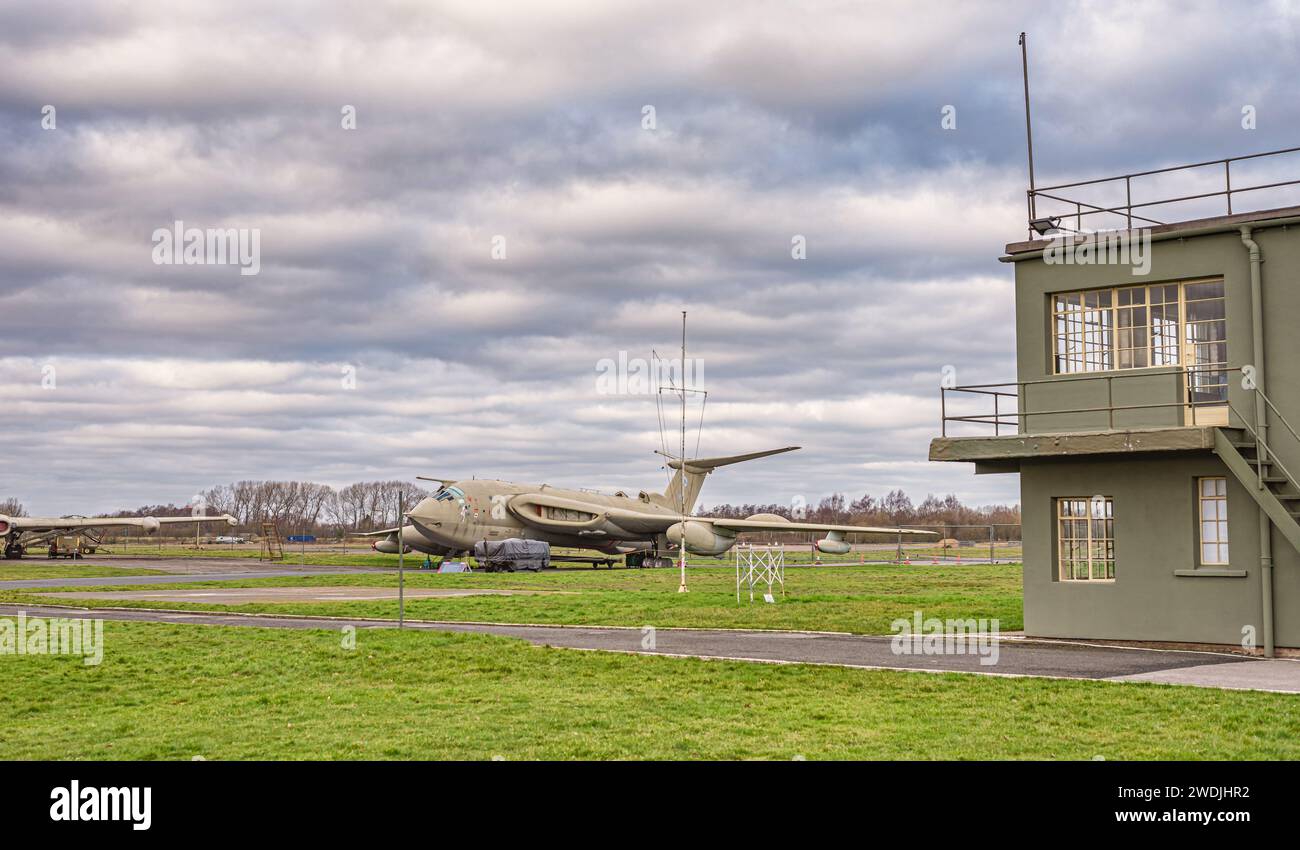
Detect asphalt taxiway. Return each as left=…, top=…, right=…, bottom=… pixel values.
left=2, top=603, right=1295, bottom=693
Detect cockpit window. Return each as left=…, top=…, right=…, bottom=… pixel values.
left=433, top=486, right=465, bottom=502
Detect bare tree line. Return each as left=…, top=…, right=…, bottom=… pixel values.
left=12, top=481, right=435, bottom=539
left=198, top=480, right=432, bottom=534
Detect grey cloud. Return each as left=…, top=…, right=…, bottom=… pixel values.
left=2, top=1, right=1294, bottom=514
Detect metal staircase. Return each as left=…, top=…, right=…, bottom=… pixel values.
left=1212, top=388, right=1300, bottom=555
left=258, top=522, right=285, bottom=562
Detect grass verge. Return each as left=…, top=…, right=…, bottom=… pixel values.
left=0, top=564, right=1025, bottom=634
left=1, top=620, right=1295, bottom=760
left=0, top=564, right=167, bottom=582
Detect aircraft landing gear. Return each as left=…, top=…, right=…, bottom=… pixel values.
left=624, top=551, right=674, bottom=569
left=3, top=541, right=25, bottom=560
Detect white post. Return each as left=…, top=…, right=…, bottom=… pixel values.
left=678, top=310, right=689, bottom=594
left=398, top=492, right=405, bottom=629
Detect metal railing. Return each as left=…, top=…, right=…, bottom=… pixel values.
left=1027, top=145, right=1300, bottom=237
left=939, top=365, right=1237, bottom=437
left=1227, top=383, right=1300, bottom=493
left=941, top=365, right=1300, bottom=537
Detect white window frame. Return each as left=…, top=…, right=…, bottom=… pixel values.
left=1051, top=279, right=1227, bottom=393
left=1197, top=477, right=1229, bottom=566
left=1056, top=496, right=1115, bottom=582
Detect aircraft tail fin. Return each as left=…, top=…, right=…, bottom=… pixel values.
left=657, top=446, right=800, bottom=513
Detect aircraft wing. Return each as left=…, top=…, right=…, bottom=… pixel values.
left=501, top=492, right=936, bottom=539
left=702, top=518, right=936, bottom=536
left=355, top=527, right=402, bottom=537
left=5, top=514, right=238, bottom=535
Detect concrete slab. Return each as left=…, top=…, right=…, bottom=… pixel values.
left=1108, top=658, right=1300, bottom=693
left=930, top=426, right=1219, bottom=464
left=34, top=587, right=558, bottom=604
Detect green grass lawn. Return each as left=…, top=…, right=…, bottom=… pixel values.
left=0, top=564, right=167, bottom=582
left=1, top=564, right=1025, bottom=634
left=1, top=620, right=1294, bottom=760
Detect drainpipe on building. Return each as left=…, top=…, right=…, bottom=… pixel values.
left=1240, top=225, right=1275, bottom=658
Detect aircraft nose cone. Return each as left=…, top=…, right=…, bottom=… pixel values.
left=407, top=498, right=454, bottom=539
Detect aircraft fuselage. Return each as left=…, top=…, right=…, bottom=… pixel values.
left=405, top=479, right=679, bottom=557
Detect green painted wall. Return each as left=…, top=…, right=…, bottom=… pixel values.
left=1013, top=230, right=1252, bottom=432
left=1008, top=221, right=1300, bottom=647
left=1021, top=369, right=1184, bottom=432
left=1021, top=453, right=1298, bottom=647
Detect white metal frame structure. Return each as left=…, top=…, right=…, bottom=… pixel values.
left=735, top=544, right=785, bottom=604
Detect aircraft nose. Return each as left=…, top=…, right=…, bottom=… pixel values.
left=409, top=497, right=448, bottom=528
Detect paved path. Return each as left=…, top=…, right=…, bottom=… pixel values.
left=1110, top=661, right=1300, bottom=691
left=3, top=603, right=1296, bottom=693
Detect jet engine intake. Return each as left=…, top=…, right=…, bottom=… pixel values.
left=815, top=529, right=850, bottom=555
left=666, top=521, right=736, bottom=556
left=372, top=538, right=412, bottom=555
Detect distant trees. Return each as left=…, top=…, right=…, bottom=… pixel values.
left=81, top=480, right=434, bottom=540
left=197, top=480, right=431, bottom=536
left=0, top=498, right=27, bottom=517
left=699, top=490, right=1021, bottom=541
left=881, top=489, right=915, bottom=523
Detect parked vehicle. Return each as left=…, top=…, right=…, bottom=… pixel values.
left=47, top=536, right=96, bottom=559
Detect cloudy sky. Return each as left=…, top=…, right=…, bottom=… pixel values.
left=1, top=0, right=1298, bottom=516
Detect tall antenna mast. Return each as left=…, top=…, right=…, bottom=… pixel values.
left=653, top=313, right=707, bottom=589
left=1019, top=32, right=1038, bottom=237
left=677, top=310, right=688, bottom=594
